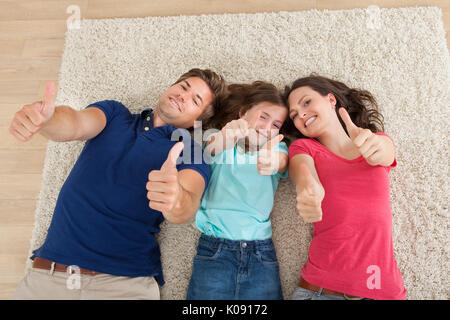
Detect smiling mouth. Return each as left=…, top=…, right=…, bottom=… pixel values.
left=305, top=116, right=317, bottom=128
left=169, top=97, right=182, bottom=112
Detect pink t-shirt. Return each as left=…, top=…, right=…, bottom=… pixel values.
left=289, top=132, right=406, bottom=300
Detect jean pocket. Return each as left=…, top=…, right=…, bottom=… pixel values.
left=194, top=242, right=222, bottom=260
left=291, top=286, right=314, bottom=300
left=255, top=248, right=279, bottom=266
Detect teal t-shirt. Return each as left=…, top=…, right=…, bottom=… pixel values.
left=195, top=142, right=288, bottom=241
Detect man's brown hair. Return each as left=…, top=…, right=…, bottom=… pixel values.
left=173, top=68, right=227, bottom=125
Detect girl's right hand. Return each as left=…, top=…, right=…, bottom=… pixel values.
left=221, top=111, right=261, bottom=147
left=296, top=163, right=325, bottom=223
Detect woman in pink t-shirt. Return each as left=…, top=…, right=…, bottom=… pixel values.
left=285, top=75, right=407, bottom=300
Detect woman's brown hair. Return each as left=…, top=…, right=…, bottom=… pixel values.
left=283, top=74, right=384, bottom=139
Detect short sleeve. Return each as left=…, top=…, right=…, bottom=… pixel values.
left=274, top=141, right=288, bottom=155
left=375, top=132, right=397, bottom=169
left=177, top=139, right=211, bottom=188
left=85, top=100, right=129, bottom=124
left=288, top=138, right=314, bottom=160
left=273, top=141, right=289, bottom=178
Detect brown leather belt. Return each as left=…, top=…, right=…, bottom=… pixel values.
left=33, top=257, right=100, bottom=275
left=299, top=278, right=364, bottom=299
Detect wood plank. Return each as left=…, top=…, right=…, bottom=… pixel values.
left=22, top=38, right=65, bottom=58
left=0, top=20, right=67, bottom=40
left=0, top=81, right=40, bottom=104
left=316, top=0, right=445, bottom=10
left=0, top=199, right=38, bottom=226
left=0, top=57, right=60, bottom=81
left=0, top=226, right=33, bottom=255
left=86, top=0, right=318, bottom=19
left=0, top=39, right=24, bottom=57
left=0, top=174, right=43, bottom=199
left=0, top=0, right=89, bottom=22
left=0, top=149, right=46, bottom=174
left=0, top=126, right=48, bottom=149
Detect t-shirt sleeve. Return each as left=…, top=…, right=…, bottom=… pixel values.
left=177, top=139, right=211, bottom=189
left=375, top=132, right=397, bottom=169
left=288, top=138, right=314, bottom=160
left=274, top=141, right=289, bottom=179
left=85, top=100, right=128, bottom=124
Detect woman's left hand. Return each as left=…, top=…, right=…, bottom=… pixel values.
left=339, top=108, right=386, bottom=166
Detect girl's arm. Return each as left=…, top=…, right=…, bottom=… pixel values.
left=205, top=111, right=260, bottom=157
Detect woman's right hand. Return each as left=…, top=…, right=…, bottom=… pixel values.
left=296, top=163, right=325, bottom=223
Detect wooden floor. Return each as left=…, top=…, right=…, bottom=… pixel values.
left=0, top=0, right=449, bottom=299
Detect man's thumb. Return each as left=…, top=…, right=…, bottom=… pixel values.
left=41, top=81, right=56, bottom=114
left=161, top=142, right=184, bottom=171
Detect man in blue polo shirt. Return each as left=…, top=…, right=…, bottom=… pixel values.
left=10, top=68, right=227, bottom=299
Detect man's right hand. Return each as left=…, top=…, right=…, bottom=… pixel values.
left=296, top=163, right=325, bottom=223
left=9, top=81, right=56, bottom=141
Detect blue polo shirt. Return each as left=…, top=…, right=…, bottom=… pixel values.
left=32, top=100, right=210, bottom=285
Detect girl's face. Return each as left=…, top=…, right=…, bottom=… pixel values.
left=288, top=86, right=337, bottom=138
left=241, top=102, right=287, bottom=147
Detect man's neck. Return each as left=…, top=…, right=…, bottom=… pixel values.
left=152, top=109, right=168, bottom=128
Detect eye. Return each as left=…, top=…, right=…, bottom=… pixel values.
left=194, top=100, right=199, bottom=106
left=304, top=99, right=311, bottom=106
left=273, top=124, right=281, bottom=129
left=180, top=84, right=186, bottom=91
left=291, top=113, right=297, bottom=120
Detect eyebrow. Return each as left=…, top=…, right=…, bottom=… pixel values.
left=298, top=95, right=307, bottom=105
left=184, top=80, right=204, bottom=105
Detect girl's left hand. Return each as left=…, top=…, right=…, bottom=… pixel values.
left=339, top=108, right=385, bottom=166
left=257, top=134, right=284, bottom=175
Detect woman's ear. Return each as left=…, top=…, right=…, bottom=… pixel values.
left=328, top=93, right=337, bottom=108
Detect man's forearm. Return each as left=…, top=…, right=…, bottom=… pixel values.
left=40, top=106, right=79, bottom=142
left=165, top=185, right=200, bottom=224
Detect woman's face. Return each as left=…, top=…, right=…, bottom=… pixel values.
left=288, top=86, right=336, bottom=138
left=241, top=102, right=287, bottom=147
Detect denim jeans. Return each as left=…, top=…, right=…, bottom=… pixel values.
left=186, top=234, right=283, bottom=300
left=291, top=286, right=346, bottom=300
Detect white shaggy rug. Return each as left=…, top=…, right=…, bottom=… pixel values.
left=25, top=7, right=449, bottom=300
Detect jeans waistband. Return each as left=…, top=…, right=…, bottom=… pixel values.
left=199, top=233, right=274, bottom=251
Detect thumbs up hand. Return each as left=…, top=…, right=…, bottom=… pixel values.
left=296, top=163, right=324, bottom=223
left=9, top=81, right=56, bottom=141
left=339, top=107, right=383, bottom=166
left=146, top=142, right=184, bottom=214
left=221, top=110, right=261, bottom=148
left=257, top=134, right=284, bottom=175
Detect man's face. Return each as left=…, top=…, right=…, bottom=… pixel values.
left=157, top=77, right=214, bottom=129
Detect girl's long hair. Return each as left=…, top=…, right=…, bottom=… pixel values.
left=283, top=74, right=384, bottom=139
left=208, top=81, right=287, bottom=130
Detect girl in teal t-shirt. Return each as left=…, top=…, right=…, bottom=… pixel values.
left=187, top=81, right=289, bottom=300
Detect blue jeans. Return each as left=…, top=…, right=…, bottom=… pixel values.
left=291, top=286, right=346, bottom=300
left=186, top=234, right=283, bottom=300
